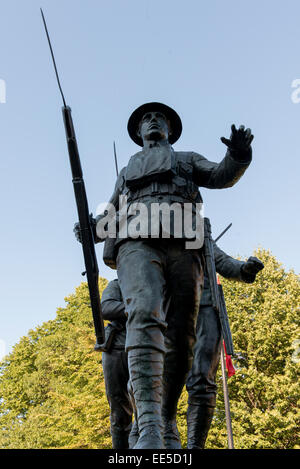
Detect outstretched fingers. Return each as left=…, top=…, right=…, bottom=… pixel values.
left=220, top=136, right=231, bottom=147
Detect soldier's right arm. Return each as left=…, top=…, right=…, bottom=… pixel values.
left=101, top=279, right=127, bottom=321
left=213, top=241, right=264, bottom=283
left=190, top=126, right=253, bottom=189
left=191, top=149, right=251, bottom=190
left=213, top=241, right=245, bottom=280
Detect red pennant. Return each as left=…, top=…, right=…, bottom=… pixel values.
left=223, top=341, right=236, bottom=378
left=217, top=275, right=236, bottom=378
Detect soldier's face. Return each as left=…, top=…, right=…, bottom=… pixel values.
left=138, top=111, right=171, bottom=143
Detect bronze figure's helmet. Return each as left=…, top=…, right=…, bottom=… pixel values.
left=127, top=102, right=182, bottom=146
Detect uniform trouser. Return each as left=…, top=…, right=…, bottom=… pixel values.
left=116, top=239, right=202, bottom=441
left=117, top=239, right=203, bottom=353
left=116, top=239, right=202, bottom=354
left=186, top=304, right=222, bottom=404
left=102, top=348, right=133, bottom=448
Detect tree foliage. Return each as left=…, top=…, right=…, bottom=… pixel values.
left=0, top=278, right=111, bottom=449
left=0, top=249, right=299, bottom=448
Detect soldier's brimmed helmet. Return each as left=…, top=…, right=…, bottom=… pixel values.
left=127, top=102, right=182, bottom=147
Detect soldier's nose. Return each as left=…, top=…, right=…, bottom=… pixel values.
left=150, top=116, right=158, bottom=124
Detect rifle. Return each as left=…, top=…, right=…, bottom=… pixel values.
left=205, top=219, right=235, bottom=448
left=41, top=9, right=105, bottom=350
left=203, top=217, right=234, bottom=356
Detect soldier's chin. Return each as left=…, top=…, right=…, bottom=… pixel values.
left=146, top=129, right=164, bottom=141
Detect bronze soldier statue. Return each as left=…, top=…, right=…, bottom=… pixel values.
left=184, top=254, right=263, bottom=449
left=75, top=102, right=253, bottom=449
left=100, top=243, right=263, bottom=449
left=100, top=279, right=132, bottom=449
left=40, top=14, right=256, bottom=449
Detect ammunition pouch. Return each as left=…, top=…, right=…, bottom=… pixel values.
left=125, top=146, right=176, bottom=189
left=124, top=158, right=202, bottom=205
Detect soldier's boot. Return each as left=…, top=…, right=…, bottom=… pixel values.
left=128, top=419, right=139, bottom=449
left=161, top=374, right=183, bottom=449
left=186, top=402, right=215, bottom=449
left=161, top=338, right=192, bottom=449
left=161, top=350, right=187, bottom=449
left=111, top=429, right=131, bottom=449
left=128, top=348, right=165, bottom=449
left=127, top=380, right=139, bottom=448
left=163, top=418, right=182, bottom=449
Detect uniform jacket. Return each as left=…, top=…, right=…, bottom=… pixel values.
left=96, top=145, right=251, bottom=248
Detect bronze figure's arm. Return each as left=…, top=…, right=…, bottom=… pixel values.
left=191, top=124, right=253, bottom=189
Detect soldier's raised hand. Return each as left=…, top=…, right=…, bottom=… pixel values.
left=244, top=256, right=264, bottom=275
left=241, top=256, right=264, bottom=283
left=221, top=125, right=254, bottom=157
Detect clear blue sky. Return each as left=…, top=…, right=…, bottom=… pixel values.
left=0, top=0, right=299, bottom=358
